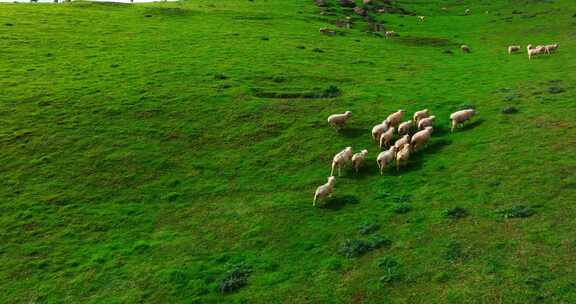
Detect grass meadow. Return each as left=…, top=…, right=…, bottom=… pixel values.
left=1, top=0, right=575, bottom=302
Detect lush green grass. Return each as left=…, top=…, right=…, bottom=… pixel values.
left=1, top=0, right=575, bottom=302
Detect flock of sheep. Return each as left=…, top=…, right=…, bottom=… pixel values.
left=312, top=5, right=561, bottom=206
left=313, top=108, right=476, bottom=206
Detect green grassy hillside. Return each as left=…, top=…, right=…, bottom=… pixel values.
left=1, top=0, right=575, bottom=303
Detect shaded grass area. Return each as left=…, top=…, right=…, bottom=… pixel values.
left=0, top=0, right=575, bottom=303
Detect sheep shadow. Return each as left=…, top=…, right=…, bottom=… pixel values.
left=460, top=118, right=484, bottom=131
left=428, top=125, right=451, bottom=138
left=320, top=195, right=360, bottom=210
left=352, top=161, right=381, bottom=179
left=422, top=138, right=452, bottom=155
left=339, top=127, right=365, bottom=139
left=379, top=139, right=452, bottom=176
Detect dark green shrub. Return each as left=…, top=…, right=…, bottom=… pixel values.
left=502, top=106, right=519, bottom=114
left=393, top=203, right=412, bottom=214
left=442, top=207, right=468, bottom=219
left=496, top=205, right=535, bottom=219
left=339, top=239, right=371, bottom=258
left=368, top=236, right=392, bottom=249
left=218, top=264, right=252, bottom=294
left=339, top=236, right=391, bottom=258
left=444, top=241, right=464, bottom=262
left=321, top=85, right=341, bottom=98
left=378, top=256, right=402, bottom=284
left=358, top=222, right=380, bottom=235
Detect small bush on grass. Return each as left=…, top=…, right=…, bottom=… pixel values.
left=496, top=205, right=535, bottom=219
left=442, top=207, right=468, bottom=219
left=218, top=264, right=252, bottom=294
left=378, top=256, right=402, bottom=284
left=339, top=236, right=392, bottom=258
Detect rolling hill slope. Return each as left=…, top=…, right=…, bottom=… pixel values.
left=1, top=0, right=575, bottom=303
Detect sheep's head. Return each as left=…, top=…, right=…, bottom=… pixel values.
left=361, top=149, right=368, bottom=155
left=345, top=147, right=352, bottom=153
left=425, top=126, right=434, bottom=133
left=429, top=115, right=436, bottom=121
left=399, top=109, right=406, bottom=113
left=389, top=146, right=397, bottom=153
left=344, top=111, right=352, bottom=117
left=527, top=44, right=533, bottom=50
left=327, top=176, right=336, bottom=183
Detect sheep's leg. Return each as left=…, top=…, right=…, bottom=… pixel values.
left=330, top=162, right=336, bottom=177
left=338, top=166, right=341, bottom=177
left=450, top=120, right=455, bottom=132
left=313, top=193, right=318, bottom=206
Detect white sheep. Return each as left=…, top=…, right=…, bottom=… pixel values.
left=450, top=109, right=475, bottom=132
left=371, top=121, right=389, bottom=141
left=351, top=149, right=368, bottom=173
left=394, top=134, right=410, bottom=150
left=413, top=109, right=429, bottom=123
left=377, top=146, right=396, bottom=175
left=327, top=111, right=351, bottom=130
left=398, top=120, right=413, bottom=136
left=313, top=176, right=335, bottom=206
left=461, top=45, right=471, bottom=53
left=410, top=126, right=433, bottom=152
left=331, top=147, right=353, bottom=176
left=418, top=115, right=435, bottom=130
left=385, top=31, right=397, bottom=38
left=508, top=45, right=520, bottom=54
left=527, top=44, right=546, bottom=60
left=464, top=8, right=471, bottom=15
left=385, top=109, right=406, bottom=127
left=544, top=43, right=559, bottom=54
left=379, top=127, right=395, bottom=150
left=417, top=16, right=426, bottom=22
left=396, top=144, right=411, bottom=171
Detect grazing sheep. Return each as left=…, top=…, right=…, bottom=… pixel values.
left=545, top=43, right=559, bottom=54
left=385, top=109, right=406, bottom=127
left=313, top=176, right=335, bottom=206
left=450, top=109, right=476, bottom=132
left=461, top=45, right=471, bottom=53
left=508, top=45, right=521, bottom=54
left=410, top=126, right=433, bottom=152
left=395, top=144, right=411, bottom=171
left=379, top=127, right=395, bottom=149
left=464, top=8, right=471, bottom=15
left=413, top=109, right=429, bottom=123
left=331, top=147, right=353, bottom=176
left=371, top=122, right=389, bottom=141
left=319, top=28, right=336, bottom=36
left=394, top=134, right=410, bottom=150
left=441, top=7, right=448, bottom=11
left=527, top=44, right=546, bottom=60
left=418, top=115, right=436, bottom=130
left=327, top=111, right=351, bottom=130
left=352, top=149, right=368, bottom=173
left=377, top=146, right=396, bottom=175
left=385, top=31, right=398, bottom=38
left=398, top=120, right=413, bottom=136
left=417, top=16, right=426, bottom=22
